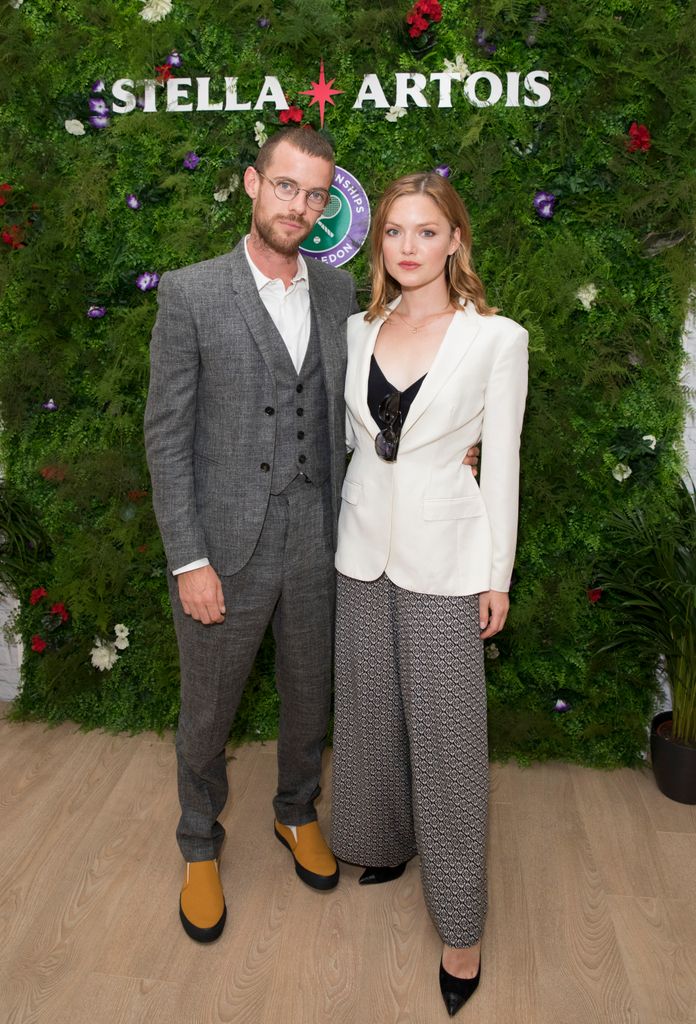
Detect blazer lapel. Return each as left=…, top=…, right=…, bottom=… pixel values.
left=228, top=241, right=288, bottom=378
left=400, top=301, right=481, bottom=438
left=356, top=316, right=387, bottom=439
left=305, top=258, right=344, bottom=399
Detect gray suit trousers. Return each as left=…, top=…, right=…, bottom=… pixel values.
left=170, top=478, right=335, bottom=862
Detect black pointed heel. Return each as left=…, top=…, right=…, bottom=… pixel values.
left=358, top=862, right=407, bottom=885
left=439, top=955, right=481, bottom=1017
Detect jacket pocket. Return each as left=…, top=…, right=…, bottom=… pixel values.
left=341, top=479, right=361, bottom=505
left=423, top=496, right=484, bottom=521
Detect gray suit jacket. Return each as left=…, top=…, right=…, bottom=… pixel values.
left=144, top=240, right=358, bottom=575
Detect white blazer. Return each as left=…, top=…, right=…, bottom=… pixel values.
left=335, top=298, right=529, bottom=596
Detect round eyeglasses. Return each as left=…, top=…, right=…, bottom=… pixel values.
left=255, top=169, right=331, bottom=212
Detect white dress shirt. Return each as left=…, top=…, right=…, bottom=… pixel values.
left=173, top=237, right=312, bottom=576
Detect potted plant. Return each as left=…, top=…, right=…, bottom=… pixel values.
left=598, top=477, right=696, bottom=803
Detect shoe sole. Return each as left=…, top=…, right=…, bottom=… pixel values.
left=179, top=899, right=227, bottom=943
left=274, top=827, right=339, bottom=891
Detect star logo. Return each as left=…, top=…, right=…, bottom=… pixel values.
left=299, top=61, right=343, bottom=128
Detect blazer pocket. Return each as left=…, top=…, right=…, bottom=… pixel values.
left=423, top=496, right=484, bottom=521
left=341, top=479, right=361, bottom=505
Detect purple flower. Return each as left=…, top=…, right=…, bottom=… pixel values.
left=135, top=271, right=160, bottom=292
left=42, top=398, right=58, bottom=411
left=553, top=699, right=571, bottom=713
left=434, top=165, right=450, bottom=177
left=183, top=151, right=200, bottom=170
left=531, top=5, right=549, bottom=23
left=533, top=190, right=556, bottom=219
left=89, top=114, right=110, bottom=130
left=92, top=79, right=106, bottom=93
left=166, top=50, right=182, bottom=67
left=257, top=16, right=271, bottom=28
left=126, top=194, right=142, bottom=210
left=89, top=98, right=109, bottom=115
left=136, top=96, right=146, bottom=110
left=525, top=33, right=537, bottom=47
left=87, top=305, right=106, bottom=318
left=475, top=28, right=497, bottom=54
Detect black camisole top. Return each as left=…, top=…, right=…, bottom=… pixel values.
left=368, top=355, right=426, bottom=430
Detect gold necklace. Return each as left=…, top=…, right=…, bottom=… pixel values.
left=391, top=306, right=453, bottom=334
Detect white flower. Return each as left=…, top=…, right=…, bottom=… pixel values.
left=90, top=639, right=119, bottom=671
left=576, top=283, right=598, bottom=310
left=64, top=119, right=86, bottom=136
left=485, top=644, right=500, bottom=660
left=114, top=623, right=130, bottom=650
left=10, top=0, right=24, bottom=8
left=612, top=462, right=632, bottom=482
left=213, top=175, right=240, bottom=202
left=385, top=106, right=407, bottom=122
left=139, top=0, right=173, bottom=23
left=443, top=54, right=470, bottom=79
left=254, top=121, right=268, bottom=147
left=642, top=434, right=657, bottom=450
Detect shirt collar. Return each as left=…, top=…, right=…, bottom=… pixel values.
left=243, top=235, right=308, bottom=292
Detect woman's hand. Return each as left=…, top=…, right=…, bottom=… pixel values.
left=479, top=590, right=509, bottom=639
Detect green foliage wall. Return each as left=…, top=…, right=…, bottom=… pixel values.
left=1, top=0, right=694, bottom=765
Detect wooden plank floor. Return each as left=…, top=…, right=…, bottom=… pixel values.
left=1, top=702, right=695, bottom=1024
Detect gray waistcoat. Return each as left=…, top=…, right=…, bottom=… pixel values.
left=268, top=310, right=331, bottom=495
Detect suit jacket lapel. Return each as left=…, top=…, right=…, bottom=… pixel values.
left=400, top=302, right=481, bottom=438
left=228, top=240, right=291, bottom=378
left=305, top=258, right=345, bottom=399
left=356, top=314, right=387, bottom=440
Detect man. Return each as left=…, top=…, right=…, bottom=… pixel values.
left=145, top=127, right=478, bottom=943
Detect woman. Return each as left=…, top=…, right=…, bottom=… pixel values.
left=331, top=172, right=528, bottom=1017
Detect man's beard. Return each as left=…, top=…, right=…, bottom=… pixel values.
left=252, top=208, right=311, bottom=256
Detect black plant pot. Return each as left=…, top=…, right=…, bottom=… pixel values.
left=650, top=711, right=696, bottom=805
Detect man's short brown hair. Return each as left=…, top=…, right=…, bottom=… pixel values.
left=255, top=127, right=335, bottom=175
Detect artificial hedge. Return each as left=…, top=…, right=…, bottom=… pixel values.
left=1, top=0, right=694, bottom=765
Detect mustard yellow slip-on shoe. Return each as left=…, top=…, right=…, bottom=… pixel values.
left=179, top=859, right=227, bottom=942
left=274, top=820, right=339, bottom=891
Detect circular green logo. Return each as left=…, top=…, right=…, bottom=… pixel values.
left=302, top=191, right=351, bottom=254
left=300, top=166, right=370, bottom=267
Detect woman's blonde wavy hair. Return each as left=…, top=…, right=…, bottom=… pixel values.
left=365, top=173, right=497, bottom=322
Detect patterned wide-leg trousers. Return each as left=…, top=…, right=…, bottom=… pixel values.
left=331, top=572, right=489, bottom=948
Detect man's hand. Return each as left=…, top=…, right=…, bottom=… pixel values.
left=463, top=444, right=480, bottom=477
left=479, top=590, right=509, bottom=639
left=178, top=565, right=226, bottom=624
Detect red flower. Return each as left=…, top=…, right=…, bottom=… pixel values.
left=50, top=602, right=70, bottom=623
left=587, top=587, right=603, bottom=604
left=137, top=543, right=149, bottom=553
left=416, top=0, right=441, bottom=16
left=279, top=106, right=303, bottom=124
left=39, top=464, right=67, bottom=482
left=155, top=64, right=173, bottom=84
left=31, top=635, right=47, bottom=653
left=626, top=122, right=651, bottom=153
left=1, top=224, right=25, bottom=249
left=0, top=184, right=12, bottom=207
left=127, top=489, right=148, bottom=501
left=30, top=586, right=48, bottom=605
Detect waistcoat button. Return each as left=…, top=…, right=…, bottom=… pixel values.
left=264, top=406, right=275, bottom=415
left=260, top=463, right=270, bottom=472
